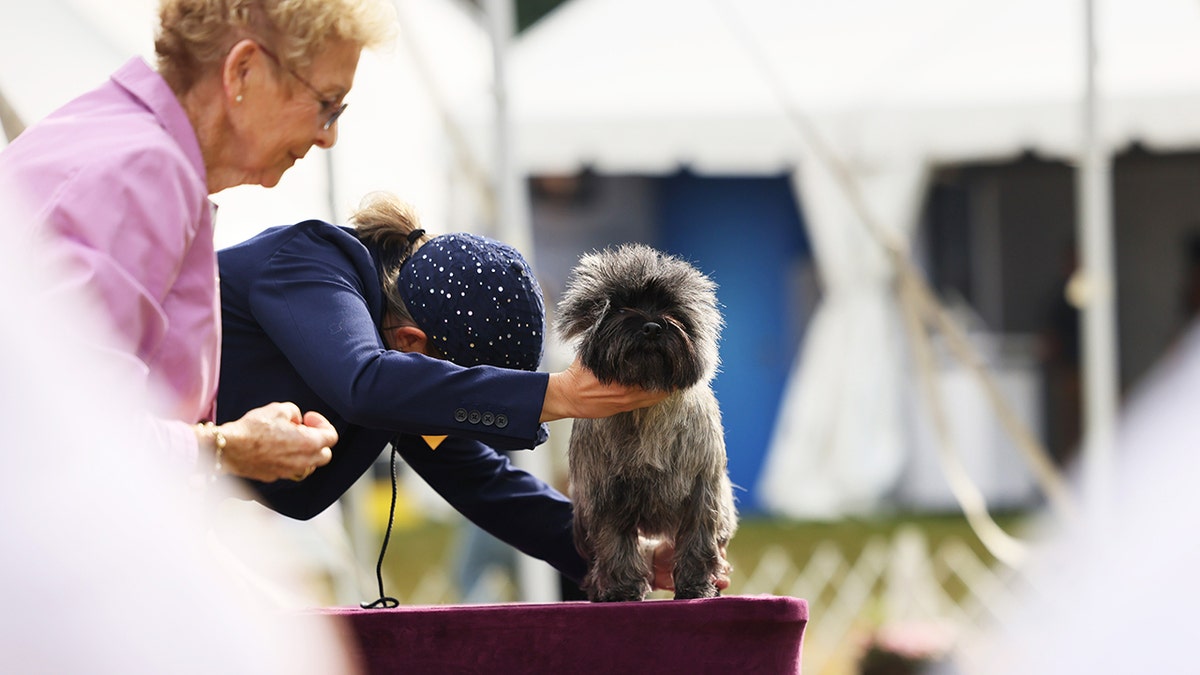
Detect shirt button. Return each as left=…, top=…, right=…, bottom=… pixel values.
left=495, top=414, right=508, bottom=429
left=482, top=412, right=495, bottom=426
left=454, top=408, right=468, bottom=422
left=468, top=410, right=482, bottom=424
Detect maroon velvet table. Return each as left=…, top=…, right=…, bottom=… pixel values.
left=314, top=595, right=808, bottom=674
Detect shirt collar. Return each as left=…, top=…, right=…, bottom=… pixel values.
left=110, top=57, right=207, bottom=189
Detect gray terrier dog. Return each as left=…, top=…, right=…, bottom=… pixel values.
left=556, top=243, right=737, bottom=602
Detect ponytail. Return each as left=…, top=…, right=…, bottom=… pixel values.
left=351, top=192, right=430, bottom=326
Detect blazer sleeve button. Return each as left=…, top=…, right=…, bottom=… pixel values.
left=482, top=412, right=495, bottom=426
left=455, top=408, right=468, bottom=422
left=495, top=414, right=508, bottom=429
left=468, top=410, right=482, bottom=424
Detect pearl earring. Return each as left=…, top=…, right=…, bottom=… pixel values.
left=235, top=94, right=243, bottom=103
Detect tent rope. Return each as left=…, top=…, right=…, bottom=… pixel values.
left=899, top=266, right=1027, bottom=567
left=711, top=0, right=1077, bottom=563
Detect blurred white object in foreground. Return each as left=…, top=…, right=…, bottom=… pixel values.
left=967, top=322, right=1200, bottom=674
left=0, top=186, right=357, bottom=673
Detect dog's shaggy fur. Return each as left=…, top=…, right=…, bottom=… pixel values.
left=557, top=243, right=737, bottom=602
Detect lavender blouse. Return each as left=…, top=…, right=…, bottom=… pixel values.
left=0, top=58, right=218, bottom=468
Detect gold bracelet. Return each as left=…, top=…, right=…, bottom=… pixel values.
left=197, top=421, right=227, bottom=479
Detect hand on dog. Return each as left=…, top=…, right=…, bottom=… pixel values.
left=540, top=358, right=670, bottom=422
left=642, top=538, right=732, bottom=592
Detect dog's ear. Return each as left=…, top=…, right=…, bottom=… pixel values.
left=556, top=296, right=609, bottom=341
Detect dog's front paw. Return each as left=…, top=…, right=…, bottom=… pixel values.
left=592, top=585, right=648, bottom=602
left=672, top=579, right=718, bottom=600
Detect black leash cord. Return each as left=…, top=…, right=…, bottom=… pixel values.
left=360, top=446, right=400, bottom=609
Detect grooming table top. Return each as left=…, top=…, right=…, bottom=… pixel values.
left=312, top=594, right=808, bottom=674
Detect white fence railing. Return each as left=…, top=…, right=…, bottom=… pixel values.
left=724, top=526, right=1022, bottom=675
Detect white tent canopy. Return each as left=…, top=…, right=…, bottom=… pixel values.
left=495, top=0, right=1200, bottom=517
left=0, top=0, right=494, bottom=249
left=505, top=0, right=1200, bottom=173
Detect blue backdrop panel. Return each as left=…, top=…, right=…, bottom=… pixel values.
left=657, top=173, right=809, bottom=512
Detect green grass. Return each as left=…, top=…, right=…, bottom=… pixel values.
left=730, top=511, right=1028, bottom=564
left=369, top=519, right=461, bottom=602
left=370, top=508, right=1034, bottom=603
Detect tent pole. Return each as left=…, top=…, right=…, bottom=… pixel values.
left=483, top=0, right=533, bottom=254
left=324, top=148, right=338, bottom=223
left=0, top=85, right=25, bottom=142
left=483, top=0, right=556, bottom=603
left=1077, top=0, right=1118, bottom=517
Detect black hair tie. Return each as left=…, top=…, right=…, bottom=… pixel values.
left=389, top=228, right=427, bottom=270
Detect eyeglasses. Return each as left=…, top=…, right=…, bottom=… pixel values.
left=253, top=41, right=347, bottom=130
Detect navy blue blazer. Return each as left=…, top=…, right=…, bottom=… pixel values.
left=216, top=220, right=584, bottom=581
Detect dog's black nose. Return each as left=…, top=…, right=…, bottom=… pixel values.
left=641, top=321, right=662, bottom=339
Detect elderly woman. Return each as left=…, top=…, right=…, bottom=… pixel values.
left=0, top=0, right=398, bottom=482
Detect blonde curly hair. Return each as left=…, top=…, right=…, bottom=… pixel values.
left=155, top=0, right=395, bottom=93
